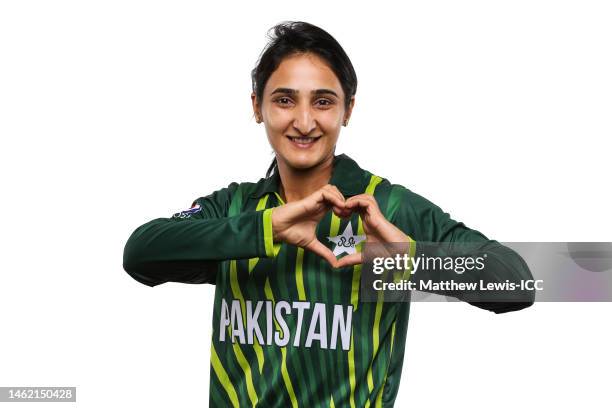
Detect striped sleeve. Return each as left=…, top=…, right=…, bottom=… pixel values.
left=392, top=185, right=535, bottom=313
left=123, top=182, right=274, bottom=286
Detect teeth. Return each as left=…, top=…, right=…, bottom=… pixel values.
left=290, top=137, right=316, bottom=144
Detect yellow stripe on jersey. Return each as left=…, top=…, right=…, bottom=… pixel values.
left=211, top=343, right=240, bottom=408
left=296, top=247, right=306, bottom=300
left=274, top=191, right=286, bottom=205
left=365, top=288, right=385, bottom=405
left=264, top=278, right=299, bottom=408
left=248, top=195, right=270, bottom=273
left=375, top=321, right=396, bottom=408
left=375, top=238, right=416, bottom=407
left=349, top=174, right=383, bottom=408
left=348, top=334, right=357, bottom=408
left=350, top=175, right=383, bottom=311
left=229, top=260, right=259, bottom=407
left=330, top=213, right=341, bottom=237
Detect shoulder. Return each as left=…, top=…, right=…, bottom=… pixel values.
left=189, top=181, right=241, bottom=218
left=189, top=178, right=268, bottom=218
left=374, top=181, right=438, bottom=218
left=363, top=167, right=437, bottom=218
left=364, top=170, right=445, bottom=240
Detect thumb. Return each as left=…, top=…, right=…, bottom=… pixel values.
left=335, top=252, right=363, bottom=268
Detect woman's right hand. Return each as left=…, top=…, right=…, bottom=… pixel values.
left=271, top=184, right=350, bottom=268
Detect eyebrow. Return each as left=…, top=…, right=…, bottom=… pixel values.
left=270, top=88, right=339, bottom=98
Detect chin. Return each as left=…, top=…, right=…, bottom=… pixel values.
left=283, top=152, right=325, bottom=171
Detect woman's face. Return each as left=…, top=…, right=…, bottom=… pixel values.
left=253, top=53, right=354, bottom=171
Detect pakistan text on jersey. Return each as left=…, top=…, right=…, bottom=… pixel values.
left=219, top=299, right=353, bottom=351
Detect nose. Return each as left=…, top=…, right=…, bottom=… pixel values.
left=292, top=105, right=316, bottom=136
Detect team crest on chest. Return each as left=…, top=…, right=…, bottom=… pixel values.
left=327, top=222, right=366, bottom=257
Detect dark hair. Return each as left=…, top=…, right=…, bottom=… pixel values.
left=252, top=21, right=358, bottom=177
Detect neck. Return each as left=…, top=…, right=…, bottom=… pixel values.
left=277, top=154, right=335, bottom=203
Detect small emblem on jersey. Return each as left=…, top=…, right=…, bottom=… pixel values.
left=172, top=203, right=202, bottom=219
left=327, top=222, right=366, bottom=257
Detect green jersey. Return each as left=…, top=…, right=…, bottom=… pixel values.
left=123, top=154, right=533, bottom=407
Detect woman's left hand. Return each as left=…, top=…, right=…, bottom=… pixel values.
left=335, top=193, right=411, bottom=268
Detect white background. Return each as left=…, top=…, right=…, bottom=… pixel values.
left=1, top=1, right=611, bottom=407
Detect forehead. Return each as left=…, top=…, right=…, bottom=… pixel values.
left=264, top=53, right=344, bottom=96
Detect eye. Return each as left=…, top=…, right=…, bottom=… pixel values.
left=274, top=96, right=294, bottom=106
left=315, top=98, right=334, bottom=108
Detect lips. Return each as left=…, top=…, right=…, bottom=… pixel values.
left=287, top=135, right=320, bottom=145
left=286, top=135, right=322, bottom=149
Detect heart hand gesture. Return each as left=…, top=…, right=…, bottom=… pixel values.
left=271, top=186, right=410, bottom=268
left=335, top=194, right=411, bottom=268
left=271, top=184, right=349, bottom=268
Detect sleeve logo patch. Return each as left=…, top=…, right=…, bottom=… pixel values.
left=172, top=203, right=202, bottom=219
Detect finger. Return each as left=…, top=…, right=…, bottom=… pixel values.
left=339, top=208, right=353, bottom=218
left=345, top=194, right=368, bottom=204
left=346, top=195, right=382, bottom=215
left=321, top=185, right=352, bottom=219
left=323, top=184, right=346, bottom=209
left=346, top=193, right=376, bottom=206
left=345, top=196, right=387, bottom=232
left=305, top=238, right=340, bottom=268
left=344, top=196, right=372, bottom=213
left=328, top=185, right=346, bottom=204
left=320, top=189, right=347, bottom=211
left=335, top=252, right=363, bottom=268
left=332, top=205, right=352, bottom=218
left=332, top=206, right=344, bottom=217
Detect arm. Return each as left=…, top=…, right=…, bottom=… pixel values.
left=122, top=182, right=277, bottom=287
left=393, top=186, right=535, bottom=313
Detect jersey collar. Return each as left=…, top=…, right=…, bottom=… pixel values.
left=248, top=153, right=373, bottom=199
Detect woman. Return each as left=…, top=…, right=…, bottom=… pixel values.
left=123, top=21, right=534, bottom=408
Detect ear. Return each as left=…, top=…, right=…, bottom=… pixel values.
left=343, top=96, right=355, bottom=126
left=251, top=92, right=262, bottom=123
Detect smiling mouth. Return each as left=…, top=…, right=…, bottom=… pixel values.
left=287, top=135, right=321, bottom=145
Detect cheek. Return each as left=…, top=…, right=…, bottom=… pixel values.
left=316, top=110, right=343, bottom=133
left=263, top=108, right=293, bottom=135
